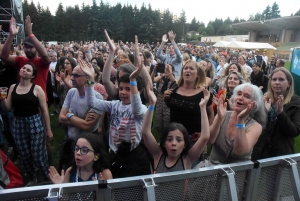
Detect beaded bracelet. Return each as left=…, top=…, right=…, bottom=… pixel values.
left=130, top=81, right=137, bottom=86
left=148, top=106, right=155, bottom=111
left=236, top=124, right=245, bottom=129
left=28, top=33, right=35, bottom=38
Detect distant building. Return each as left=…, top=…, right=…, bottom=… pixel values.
left=231, top=16, right=300, bottom=43
left=200, top=35, right=249, bottom=43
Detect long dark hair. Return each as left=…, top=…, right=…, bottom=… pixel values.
left=72, top=133, right=110, bottom=173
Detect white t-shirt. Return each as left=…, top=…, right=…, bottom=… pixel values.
left=62, top=88, right=103, bottom=140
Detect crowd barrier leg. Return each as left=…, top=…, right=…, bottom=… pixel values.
left=273, top=158, right=300, bottom=201
left=142, top=178, right=156, bottom=201
left=218, top=167, right=238, bottom=201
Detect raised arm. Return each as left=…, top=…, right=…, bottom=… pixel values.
left=101, top=30, right=118, bottom=99
left=24, top=16, right=50, bottom=65
left=168, top=30, right=182, bottom=61
left=207, top=96, right=227, bottom=145
left=233, top=102, right=262, bottom=156
left=156, top=34, right=168, bottom=61
left=142, top=83, right=162, bottom=160
left=187, top=89, right=210, bottom=165
left=130, top=38, right=147, bottom=117
left=133, top=35, right=153, bottom=98
left=0, top=18, right=19, bottom=65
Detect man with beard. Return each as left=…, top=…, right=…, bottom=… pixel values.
left=0, top=16, right=50, bottom=96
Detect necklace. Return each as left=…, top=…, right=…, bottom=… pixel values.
left=75, top=167, right=98, bottom=200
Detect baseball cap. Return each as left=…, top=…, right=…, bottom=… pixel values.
left=23, top=37, right=34, bottom=47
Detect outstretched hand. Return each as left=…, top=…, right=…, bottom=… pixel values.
left=161, top=34, right=168, bottom=43
left=146, top=82, right=157, bottom=105
left=263, top=95, right=271, bottom=112
left=199, top=89, right=210, bottom=108
left=237, top=102, right=255, bottom=122
left=217, top=95, right=227, bottom=119
left=49, top=166, right=65, bottom=184
left=104, top=29, right=116, bottom=53
left=9, top=17, right=19, bottom=36
left=168, top=30, right=176, bottom=43
left=25, top=15, right=33, bottom=35
left=78, top=59, right=94, bottom=80
left=275, top=95, right=284, bottom=114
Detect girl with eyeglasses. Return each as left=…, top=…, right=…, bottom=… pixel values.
left=49, top=133, right=112, bottom=183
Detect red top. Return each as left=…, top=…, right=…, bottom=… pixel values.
left=15, top=56, right=49, bottom=100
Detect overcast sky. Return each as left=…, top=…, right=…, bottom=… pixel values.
left=30, top=0, right=300, bottom=25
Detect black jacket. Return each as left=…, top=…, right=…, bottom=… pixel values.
left=252, top=95, right=300, bottom=160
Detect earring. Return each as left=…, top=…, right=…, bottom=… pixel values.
left=95, top=156, right=99, bottom=159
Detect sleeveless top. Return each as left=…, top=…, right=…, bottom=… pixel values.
left=209, top=111, right=256, bottom=164
left=69, top=170, right=97, bottom=182
left=168, top=87, right=212, bottom=134
left=11, top=83, right=39, bottom=117
left=154, top=154, right=185, bottom=174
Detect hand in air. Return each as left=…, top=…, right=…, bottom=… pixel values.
left=199, top=89, right=210, bottom=108
left=9, top=17, right=19, bottom=36
left=217, top=95, right=227, bottom=119
left=78, top=59, right=94, bottom=80
left=104, top=29, right=116, bottom=53
left=237, top=101, right=256, bottom=122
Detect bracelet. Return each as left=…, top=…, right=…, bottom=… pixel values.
left=236, top=124, right=245, bottom=129
left=67, top=113, right=74, bottom=120
left=148, top=106, right=155, bottom=111
left=86, top=80, right=95, bottom=85
left=28, top=33, right=34, bottom=38
left=172, top=43, right=176, bottom=47
left=130, top=81, right=137, bottom=86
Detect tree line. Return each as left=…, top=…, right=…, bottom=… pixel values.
left=22, top=0, right=298, bottom=43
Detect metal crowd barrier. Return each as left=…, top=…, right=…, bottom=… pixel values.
left=0, top=153, right=300, bottom=201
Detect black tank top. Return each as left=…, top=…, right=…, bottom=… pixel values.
left=11, top=83, right=40, bottom=117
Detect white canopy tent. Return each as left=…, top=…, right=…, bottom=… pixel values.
left=212, top=41, right=230, bottom=47
left=226, top=41, right=276, bottom=50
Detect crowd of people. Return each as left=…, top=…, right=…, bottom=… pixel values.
left=0, top=16, right=299, bottom=189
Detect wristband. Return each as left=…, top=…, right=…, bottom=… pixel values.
left=172, top=43, right=176, bottom=47
left=28, top=33, right=34, bottom=38
left=130, top=81, right=137, bottom=86
left=67, top=113, right=74, bottom=120
left=148, top=106, right=155, bottom=111
left=86, top=80, right=95, bottom=85
left=236, top=124, right=245, bottom=129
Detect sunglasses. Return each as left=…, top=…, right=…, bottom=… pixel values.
left=70, top=74, right=87, bottom=78
left=73, top=145, right=94, bottom=155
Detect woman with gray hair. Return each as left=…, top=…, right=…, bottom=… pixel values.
left=195, top=83, right=266, bottom=167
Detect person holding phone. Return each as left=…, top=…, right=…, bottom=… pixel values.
left=156, top=31, right=183, bottom=80
left=151, top=64, right=176, bottom=138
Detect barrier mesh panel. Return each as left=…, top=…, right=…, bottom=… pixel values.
left=59, top=191, right=95, bottom=201
left=253, top=165, right=279, bottom=201
left=223, top=170, right=247, bottom=201
left=112, top=186, right=143, bottom=201
left=155, top=174, right=221, bottom=201
left=279, top=168, right=295, bottom=201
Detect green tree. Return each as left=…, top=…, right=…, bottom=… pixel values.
left=189, top=17, right=199, bottom=31
left=270, top=2, right=281, bottom=18
left=295, top=9, right=300, bottom=16
left=205, top=24, right=215, bottom=36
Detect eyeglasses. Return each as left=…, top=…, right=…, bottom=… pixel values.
left=70, top=74, right=87, bottom=78
left=73, top=145, right=94, bottom=155
left=64, top=62, right=70, bottom=65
